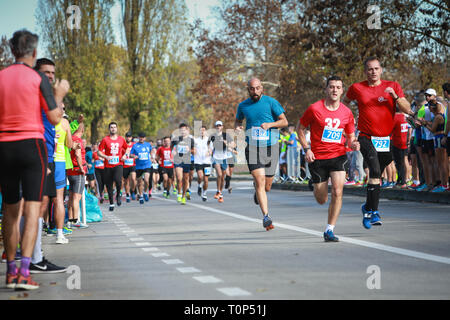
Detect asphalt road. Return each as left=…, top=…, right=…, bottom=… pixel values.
left=1, top=181, right=449, bottom=301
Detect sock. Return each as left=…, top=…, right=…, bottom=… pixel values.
left=325, top=224, right=335, bottom=232
left=19, top=257, right=31, bottom=277
left=366, top=184, right=380, bottom=212
left=57, top=229, right=64, bottom=238
left=7, top=261, right=17, bottom=275
left=31, top=218, right=43, bottom=264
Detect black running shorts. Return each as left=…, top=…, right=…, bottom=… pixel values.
left=0, top=139, right=48, bottom=204
left=245, top=143, right=279, bottom=177
left=309, top=154, right=348, bottom=184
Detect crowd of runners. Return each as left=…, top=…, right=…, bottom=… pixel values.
left=0, top=29, right=449, bottom=291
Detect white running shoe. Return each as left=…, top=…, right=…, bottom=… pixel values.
left=56, top=235, right=69, bottom=244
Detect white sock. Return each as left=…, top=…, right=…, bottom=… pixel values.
left=57, top=229, right=64, bottom=238
left=32, top=218, right=43, bottom=264
left=325, top=224, right=335, bottom=232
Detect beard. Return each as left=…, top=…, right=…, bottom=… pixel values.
left=250, top=93, right=262, bottom=102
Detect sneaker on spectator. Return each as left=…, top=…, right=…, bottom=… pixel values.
left=354, top=180, right=364, bottom=186
left=425, top=185, right=435, bottom=192
left=345, top=180, right=356, bottom=185
left=415, top=184, right=428, bottom=191
left=30, top=258, right=67, bottom=274
left=15, top=273, right=39, bottom=290
left=431, top=185, right=447, bottom=193
left=73, top=221, right=89, bottom=228
left=56, top=235, right=69, bottom=244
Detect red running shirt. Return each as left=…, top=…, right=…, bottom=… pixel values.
left=93, top=151, right=105, bottom=169
left=392, top=113, right=409, bottom=149
left=98, top=135, right=127, bottom=168
left=123, top=141, right=135, bottom=168
left=156, top=146, right=174, bottom=168
left=0, top=63, right=58, bottom=142
left=67, top=135, right=86, bottom=176
left=345, top=80, right=404, bottom=137
left=300, top=100, right=355, bottom=160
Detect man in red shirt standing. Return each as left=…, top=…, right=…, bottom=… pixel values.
left=297, top=76, right=359, bottom=242
left=98, top=122, right=128, bottom=211
left=392, top=109, right=410, bottom=188
left=0, top=29, right=68, bottom=289
left=343, top=57, right=414, bottom=229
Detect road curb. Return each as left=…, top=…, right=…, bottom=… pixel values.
left=272, top=183, right=450, bottom=205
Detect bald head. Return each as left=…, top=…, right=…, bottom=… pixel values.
left=247, top=78, right=263, bottom=102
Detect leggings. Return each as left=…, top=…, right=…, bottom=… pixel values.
left=95, top=168, right=105, bottom=195
left=393, top=146, right=407, bottom=185
left=104, top=166, right=123, bottom=205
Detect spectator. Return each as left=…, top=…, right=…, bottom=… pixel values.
left=392, top=108, right=410, bottom=188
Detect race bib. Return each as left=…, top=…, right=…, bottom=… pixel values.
left=371, top=136, right=390, bottom=152
left=108, top=156, right=119, bottom=165
left=94, top=160, right=104, bottom=168
left=124, top=158, right=134, bottom=166
left=251, top=127, right=269, bottom=141
left=321, top=127, right=343, bottom=143
left=204, top=166, right=211, bottom=176
left=138, top=152, right=149, bottom=161
left=152, top=163, right=159, bottom=169
left=177, top=145, right=189, bottom=154
left=163, top=160, right=173, bottom=167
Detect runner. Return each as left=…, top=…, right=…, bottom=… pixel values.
left=0, top=29, right=68, bottom=289
left=92, top=142, right=106, bottom=203
left=172, top=123, right=194, bottom=205
left=130, top=132, right=153, bottom=204
left=297, top=76, right=359, bottom=242
left=123, top=132, right=137, bottom=203
left=98, top=122, right=128, bottom=211
left=208, top=121, right=233, bottom=203
left=194, top=126, right=212, bottom=201
left=235, top=78, right=288, bottom=230
left=156, top=136, right=175, bottom=198
left=343, top=56, right=414, bottom=229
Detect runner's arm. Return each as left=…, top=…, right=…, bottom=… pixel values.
left=261, top=113, right=288, bottom=130
left=296, top=122, right=315, bottom=163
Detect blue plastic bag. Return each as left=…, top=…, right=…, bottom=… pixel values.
left=83, top=190, right=102, bottom=223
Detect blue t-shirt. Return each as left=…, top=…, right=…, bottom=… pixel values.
left=236, top=95, right=285, bottom=146
left=42, top=110, right=55, bottom=162
left=85, top=150, right=95, bottom=174
left=131, top=142, right=152, bottom=169
left=288, top=132, right=298, bottom=148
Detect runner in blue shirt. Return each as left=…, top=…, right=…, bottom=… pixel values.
left=130, top=133, right=153, bottom=204
left=235, top=78, right=288, bottom=230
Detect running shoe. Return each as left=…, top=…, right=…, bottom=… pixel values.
left=202, top=194, right=207, bottom=202
left=361, top=204, right=372, bottom=229
left=30, top=258, right=67, bottom=274
left=56, top=235, right=69, bottom=244
left=177, top=194, right=182, bottom=203
left=214, top=192, right=220, bottom=199
left=323, top=230, right=339, bottom=242
left=181, top=197, right=186, bottom=205
left=431, top=185, right=446, bottom=193
left=5, top=272, right=18, bottom=289
left=109, top=204, right=115, bottom=212
left=73, top=221, right=89, bottom=229
left=218, top=193, right=224, bottom=203
left=186, top=190, right=191, bottom=200
left=143, top=193, right=149, bottom=202
left=415, top=184, right=428, bottom=191
left=139, top=196, right=144, bottom=205
left=345, top=180, right=356, bottom=186
left=126, top=195, right=130, bottom=203
left=99, top=198, right=104, bottom=204
left=197, top=186, right=202, bottom=196
left=370, top=211, right=382, bottom=226
left=116, top=195, right=122, bottom=206
left=228, top=187, right=232, bottom=194
left=15, top=273, right=39, bottom=290
left=262, top=215, right=273, bottom=231
left=1, top=251, right=6, bottom=263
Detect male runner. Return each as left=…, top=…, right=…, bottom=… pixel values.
left=92, top=143, right=106, bottom=202
left=130, top=133, right=153, bottom=204
left=0, top=29, right=68, bottom=289
left=123, top=132, right=137, bottom=203
left=343, top=57, right=414, bottom=229
left=235, top=78, right=288, bottom=230
left=172, top=123, right=194, bottom=205
left=298, top=76, right=359, bottom=242
left=156, top=136, right=175, bottom=198
left=208, top=120, right=232, bottom=203
left=98, top=122, right=128, bottom=211
left=194, top=126, right=212, bottom=201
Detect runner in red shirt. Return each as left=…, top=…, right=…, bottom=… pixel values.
left=123, top=132, right=137, bottom=203
left=98, top=122, right=127, bottom=211
left=92, top=143, right=106, bottom=203
left=297, top=75, right=359, bottom=242
left=392, top=111, right=410, bottom=188
left=156, top=136, right=175, bottom=198
left=343, top=56, right=414, bottom=229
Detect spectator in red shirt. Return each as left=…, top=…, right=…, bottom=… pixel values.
left=392, top=109, right=410, bottom=188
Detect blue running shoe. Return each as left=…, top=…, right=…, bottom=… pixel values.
left=361, top=204, right=372, bottom=229
left=415, top=183, right=428, bottom=192
left=370, top=211, right=382, bottom=226
left=139, top=196, right=144, bottom=205
left=323, top=230, right=339, bottom=242
left=262, top=215, right=274, bottom=230
left=143, top=193, right=149, bottom=202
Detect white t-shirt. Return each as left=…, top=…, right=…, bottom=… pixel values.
left=194, top=136, right=212, bottom=164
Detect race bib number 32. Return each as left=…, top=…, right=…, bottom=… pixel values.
left=371, top=136, right=390, bottom=152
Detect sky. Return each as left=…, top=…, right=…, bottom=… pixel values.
left=0, top=0, right=220, bottom=57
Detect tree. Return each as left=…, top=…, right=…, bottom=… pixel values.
left=0, top=36, right=14, bottom=70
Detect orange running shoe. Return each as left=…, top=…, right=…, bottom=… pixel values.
left=16, top=273, right=39, bottom=290
left=5, top=273, right=18, bottom=289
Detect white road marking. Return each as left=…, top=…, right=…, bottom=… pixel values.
left=155, top=197, right=450, bottom=265
left=193, top=275, right=223, bottom=283
left=162, top=259, right=184, bottom=265
left=176, top=267, right=201, bottom=274
left=141, top=247, right=159, bottom=252
left=151, top=252, right=170, bottom=257
left=135, top=242, right=152, bottom=247
left=217, top=287, right=251, bottom=297
left=129, top=237, right=144, bottom=241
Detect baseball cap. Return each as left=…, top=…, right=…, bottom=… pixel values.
left=215, top=121, right=223, bottom=126
left=138, top=132, right=146, bottom=138
left=425, top=88, right=437, bottom=96
left=125, top=132, right=132, bottom=137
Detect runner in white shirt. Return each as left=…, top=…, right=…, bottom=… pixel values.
left=194, top=126, right=212, bottom=201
